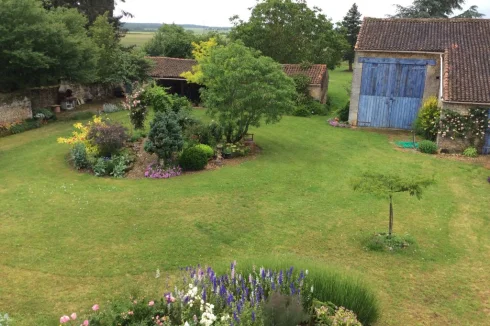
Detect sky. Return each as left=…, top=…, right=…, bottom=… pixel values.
left=116, top=0, right=490, bottom=26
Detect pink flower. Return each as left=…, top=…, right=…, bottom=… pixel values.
left=128, top=311, right=134, bottom=315
left=71, top=313, right=77, bottom=320
left=149, top=301, right=155, bottom=306
left=92, top=304, right=99, bottom=311
left=60, top=315, right=70, bottom=323
left=83, top=320, right=90, bottom=326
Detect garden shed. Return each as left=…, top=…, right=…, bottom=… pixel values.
left=148, top=57, right=329, bottom=104
left=349, top=18, right=490, bottom=153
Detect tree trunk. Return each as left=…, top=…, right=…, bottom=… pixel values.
left=389, top=195, right=394, bottom=236
left=348, top=60, right=353, bottom=72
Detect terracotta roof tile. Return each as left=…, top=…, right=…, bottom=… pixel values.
left=356, top=18, right=490, bottom=103
left=147, top=57, right=328, bottom=85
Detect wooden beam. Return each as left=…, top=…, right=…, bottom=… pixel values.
left=359, top=57, right=436, bottom=66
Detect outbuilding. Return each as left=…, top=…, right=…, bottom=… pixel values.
left=349, top=18, right=490, bottom=153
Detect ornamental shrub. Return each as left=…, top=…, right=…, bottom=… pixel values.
left=144, top=111, right=184, bottom=162
left=439, top=107, right=489, bottom=147
left=337, top=101, right=350, bottom=122
left=71, top=142, right=89, bottom=170
left=292, top=106, right=311, bottom=117
left=102, top=103, right=124, bottom=113
left=87, top=122, right=129, bottom=157
left=418, top=140, right=438, bottom=154
left=33, top=108, right=56, bottom=121
left=93, top=158, right=107, bottom=176
left=9, top=119, right=42, bottom=134
left=463, top=147, right=478, bottom=158
left=195, top=144, right=214, bottom=159
left=179, top=146, right=208, bottom=171
left=414, top=97, right=440, bottom=141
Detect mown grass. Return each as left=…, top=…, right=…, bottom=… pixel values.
left=0, top=69, right=489, bottom=325
left=121, top=31, right=155, bottom=47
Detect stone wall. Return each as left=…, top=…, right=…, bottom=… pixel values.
left=437, top=102, right=488, bottom=153
left=26, top=86, right=59, bottom=110
left=0, top=93, right=32, bottom=124
left=349, top=51, right=441, bottom=126
left=308, top=70, right=329, bottom=104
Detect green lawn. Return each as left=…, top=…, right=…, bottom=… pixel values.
left=1, top=70, right=489, bottom=325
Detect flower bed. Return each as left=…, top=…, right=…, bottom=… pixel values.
left=327, top=119, right=350, bottom=128
left=58, top=262, right=374, bottom=325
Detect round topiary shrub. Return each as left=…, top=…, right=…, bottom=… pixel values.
left=292, top=106, right=311, bottom=117
left=179, top=146, right=208, bottom=171
left=419, top=140, right=438, bottom=154
left=195, top=144, right=214, bottom=159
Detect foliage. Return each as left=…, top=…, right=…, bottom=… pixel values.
left=9, top=119, right=42, bottom=134
left=414, top=97, right=440, bottom=141
left=463, top=147, right=478, bottom=158
left=145, top=112, right=184, bottom=162
left=418, top=140, right=438, bottom=154
left=315, top=303, right=362, bottom=326
left=0, top=0, right=96, bottom=91
left=57, top=116, right=104, bottom=154
left=123, top=89, right=147, bottom=130
left=87, top=121, right=128, bottom=157
left=67, top=111, right=95, bottom=121
left=111, top=155, right=130, bottom=178
left=338, top=101, right=350, bottom=122
left=292, top=74, right=312, bottom=104
left=310, top=101, right=329, bottom=116
left=33, top=108, right=56, bottom=121
left=194, top=144, right=214, bottom=159
left=340, top=4, right=362, bottom=71
left=92, top=155, right=131, bottom=178
left=328, top=119, right=350, bottom=128
left=439, top=108, right=489, bottom=147
left=199, top=42, right=296, bottom=143
left=102, top=103, right=124, bottom=113
left=179, top=146, right=208, bottom=171
left=181, top=37, right=218, bottom=84
left=60, top=263, right=368, bottom=326
left=353, top=172, right=434, bottom=236
left=93, top=157, right=108, bottom=176
left=0, top=312, right=11, bottom=326
left=391, top=0, right=484, bottom=18
left=364, top=233, right=416, bottom=252
left=222, top=143, right=250, bottom=158
left=70, top=142, right=89, bottom=170
left=144, top=23, right=195, bottom=58
left=144, top=164, right=182, bottom=179
left=230, top=0, right=348, bottom=67
left=292, top=106, right=312, bottom=117
left=129, top=130, right=147, bottom=142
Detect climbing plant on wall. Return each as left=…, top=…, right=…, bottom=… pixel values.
left=439, top=108, right=490, bottom=146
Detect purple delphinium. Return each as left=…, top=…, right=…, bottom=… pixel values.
left=144, top=163, right=182, bottom=179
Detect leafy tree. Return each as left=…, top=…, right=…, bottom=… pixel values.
left=0, top=0, right=97, bottom=91
left=341, top=4, right=362, bottom=72
left=391, top=0, right=484, bottom=18
left=199, top=42, right=296, bottom=143
left=353, top=172, right=434, bottom=236
left=144, top=24, right=196, bottom=58
left=181, top=37, right=219, bottom=84
left=230, top=0, right=348, bottom=68
left=144, top=111, right=184, bottom=163
left=90, top=13, right=152, bottom=84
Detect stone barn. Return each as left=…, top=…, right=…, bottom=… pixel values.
left=349, top=18, right=490, bottom=153
left=147, top=57, right=329, bottom=104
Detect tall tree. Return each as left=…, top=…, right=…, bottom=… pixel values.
left=199, top=42, right=297, bottom=143
left=0, top=0, right=96, bottom=91
left=230, top=0, right=348, bottom=68
left=144, top=24, right=196, bottom=58
left=391, top=0, right=484, bottom=18
left=341, top=4, right=362, bottom=72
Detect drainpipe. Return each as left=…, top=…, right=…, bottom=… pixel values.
left=439, top=53, right=443, bottom=101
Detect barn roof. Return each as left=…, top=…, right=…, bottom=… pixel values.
left=147, top=57, right=328, bottom=85
left=356, top=18, right=490, bottom=103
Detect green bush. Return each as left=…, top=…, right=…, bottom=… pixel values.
left=130, top=130, right=147, bottom=142
left=33, top=108, right=56, bottom=121
left=463, top=147, right=478, bottom=158
left=68, top=111, right=94, bottom=121
left=309, top=100, right=329, bottom=116
left=144, top=111, right=184, bottom=162
left=337, top=101, right=350, bottom=122
left=93, top=158, right=108, bottom=176
left=223, top=143, right=250, bottom=158
left=235, top=259, right=380, bottom=326
left=71, top=142, right=89, bottom=170
left=364, top=233, right=416, bottom=252
left=87, top=122, right=129, bottom=157
left=195, top=144, right=214, bottom=159
left=9, top=119, right=42, bottom=134
left=292, top=106, right=311, bottom=117
left=419, top=140, right=438, bottom=154
left=111, top=155, right=129, bottom=178
left=414, top=97, right=440, bottom=141
left=102, top=103, right=124, bottom=113
left=179, top=146, right=208, bottom=171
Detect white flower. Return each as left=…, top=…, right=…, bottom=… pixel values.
left=155, top=269, right=161, bottom=278
left=184, top=322, right=190, bottom=326
left=311, top=285, right=314, bottom=293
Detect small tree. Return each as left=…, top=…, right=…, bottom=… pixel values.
left=199, top=42, right=296, bottom=143
left=353, top=172, right=434, bottom=236
left=144, top=24, right=195, bottom=58
left=144, top=112, right=184, bottom=164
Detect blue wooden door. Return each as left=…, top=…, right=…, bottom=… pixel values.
left=483, top=109, right=490, bottom=155
left=358, top=58, right=435, bottom=129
